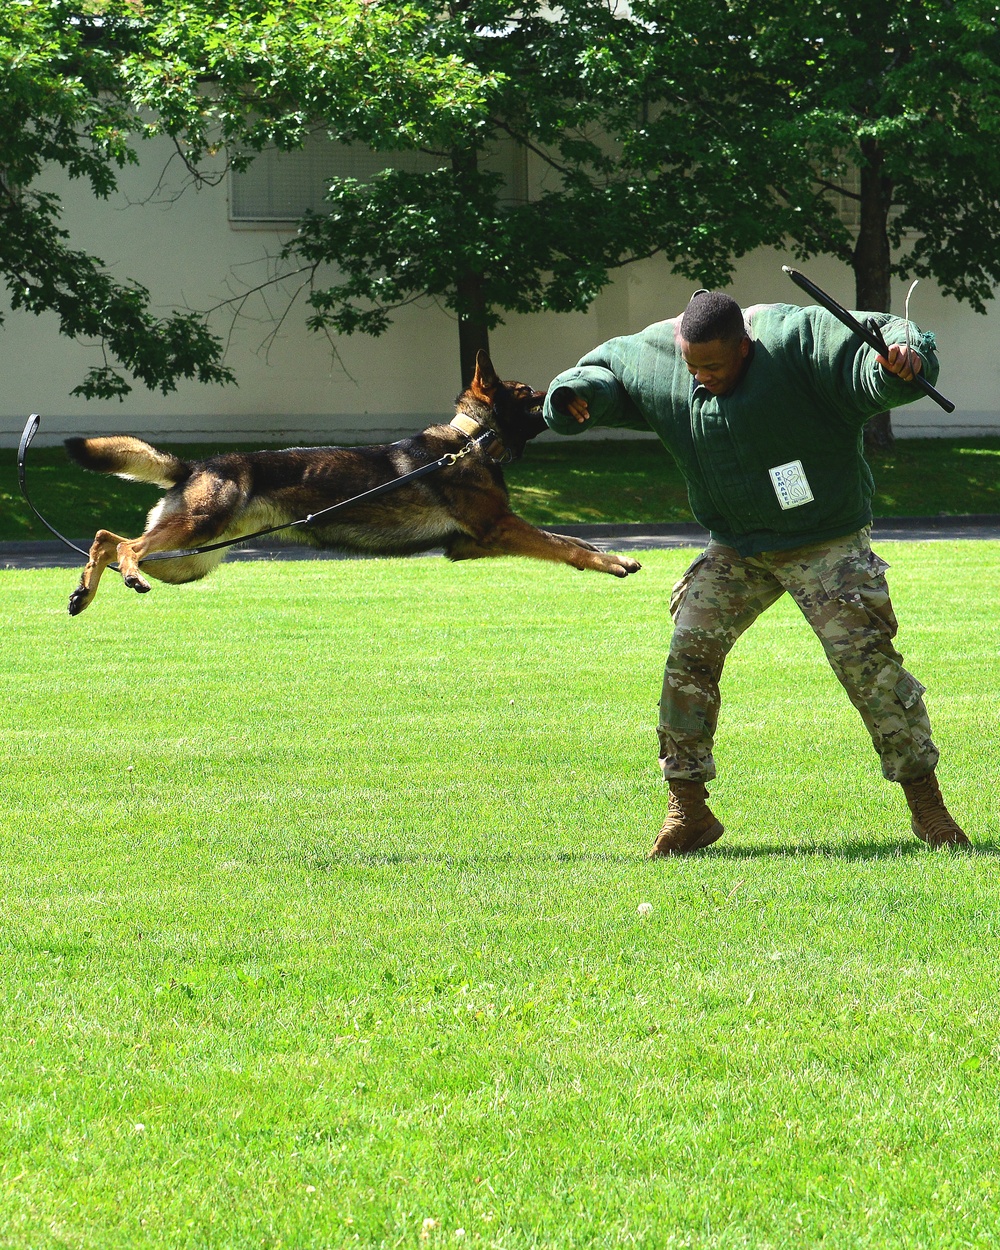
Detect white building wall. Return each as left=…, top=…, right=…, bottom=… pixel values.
left=2, top=133, right=997, bottom=446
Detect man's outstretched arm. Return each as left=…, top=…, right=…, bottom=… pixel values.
left=543, top=365, right=643, bottom=435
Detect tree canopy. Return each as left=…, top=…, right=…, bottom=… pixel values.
left=719, top=0, right=1000, bottom=314
left=0, top=0, right=495, bottom=398
left=279, top=0, right=1000, bottom=402
left=661, top=0, right=1000, bottom=443
left=0, top=0, right=225, bottom=399
left=284, top=0, right=815, bottom=383
left=3, top=0, right=999, bottom=409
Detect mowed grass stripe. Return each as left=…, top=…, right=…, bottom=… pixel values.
left=0, top=544, right=997, bottom=1249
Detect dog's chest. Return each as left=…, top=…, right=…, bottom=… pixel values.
left=306, top=509, right=461, bottom=554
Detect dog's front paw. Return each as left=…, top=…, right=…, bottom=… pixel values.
left=606, top=554, right=642, bottom=577
left=123, top=571, right=151, bottom=594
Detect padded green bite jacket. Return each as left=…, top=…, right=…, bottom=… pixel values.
left=543, top=302, right=939, bottom=556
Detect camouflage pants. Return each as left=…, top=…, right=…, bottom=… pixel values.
left=657, top=527, right=939, bottom=784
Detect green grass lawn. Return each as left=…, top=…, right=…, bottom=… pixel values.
left=2, top=436, right=999, bottom=542
left=1, top=544, right=998, bottom=1248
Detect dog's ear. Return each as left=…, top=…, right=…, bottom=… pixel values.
left=471, top=350, right=500, bottom=397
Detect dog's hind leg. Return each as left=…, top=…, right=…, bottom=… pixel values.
left=68, top=529, right=130, bottom=616
left=113, top=502, right=235, bottom=595
left=68, top=524, right=169, bottom=616
left=68, top=477, right=247, bottom=615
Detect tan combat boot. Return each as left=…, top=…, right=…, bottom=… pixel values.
left=648, top=780, right=725, bottom=858
left=901, top=771, right=970, bottom=848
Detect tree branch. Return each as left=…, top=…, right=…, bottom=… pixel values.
left=488, top=116, right=573, bottom=177
left=814, top=176, right=861, bottom=201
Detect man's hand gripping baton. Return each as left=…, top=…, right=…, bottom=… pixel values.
left=782, top=266, right=955, bottom=413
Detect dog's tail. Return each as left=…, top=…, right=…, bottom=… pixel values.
left=64, top=436, right=191, bottom=489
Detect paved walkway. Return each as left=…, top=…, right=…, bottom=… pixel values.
left=3, top=515, right=999, bottom=570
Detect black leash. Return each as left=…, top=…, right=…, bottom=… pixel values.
left=17, top=413, right=498, bottom=567
left=18, top=416, right=91, bottom=559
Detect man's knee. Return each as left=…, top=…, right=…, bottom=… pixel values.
left=664, top=628, right=730, bottom=681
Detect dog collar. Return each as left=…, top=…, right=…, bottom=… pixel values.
left=450, top=414, right=485, bottom=437
left=450, top=415, right=506, bottom=461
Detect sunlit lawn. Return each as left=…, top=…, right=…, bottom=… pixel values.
left=1, top=543, right=997, bottom=1248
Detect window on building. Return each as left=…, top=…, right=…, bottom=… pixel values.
left=829, top=164, right=861, bottom=229
left=229, top=131, right=528, bottom=225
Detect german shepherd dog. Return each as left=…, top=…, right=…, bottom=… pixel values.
left=65, top=351, right=641, bottom=615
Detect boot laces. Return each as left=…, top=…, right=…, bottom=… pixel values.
left=907, top=776, right=963, bottom=840
left=668, top=783, right=707, bottom=815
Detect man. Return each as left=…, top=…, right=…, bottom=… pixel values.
left=543, top=289, right=969, bottom=855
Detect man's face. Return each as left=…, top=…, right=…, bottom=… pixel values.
left=680, top=335, right=751, bottom=396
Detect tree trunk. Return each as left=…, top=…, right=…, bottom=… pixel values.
left=452, top=145, right=490, bottom=387
left=853, top=137, right=895, bottom=453
left=456, top=270, right=490, bottom=388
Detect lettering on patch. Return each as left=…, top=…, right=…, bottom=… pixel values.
left=769, top=460, right=815, bottom=510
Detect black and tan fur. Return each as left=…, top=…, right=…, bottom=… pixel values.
left=65, top=351, right=640, bottom=615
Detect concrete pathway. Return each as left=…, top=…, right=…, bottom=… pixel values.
left=547, top=516, right=1000, bottom=551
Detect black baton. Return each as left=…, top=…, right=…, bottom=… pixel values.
left=782, top=266, right=955, bottom=413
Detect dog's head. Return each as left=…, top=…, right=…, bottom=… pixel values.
left=455, top=350, right=547, bottom=461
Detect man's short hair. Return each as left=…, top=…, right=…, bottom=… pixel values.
left=680, top=290, right=746, bottom=344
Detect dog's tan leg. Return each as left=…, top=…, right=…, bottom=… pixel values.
left=68, top=504, right=232, bottom=615
left=543, top=532, right=602, bottom=553
left=68, top=529, right=130, bottom=616
left=448, top=514, right=641, bottom=577
left=114, top=536, right=154, bottom=596
left=69, top=529, right=158, bottom=615
left=113, top=506, right=226, bottom=595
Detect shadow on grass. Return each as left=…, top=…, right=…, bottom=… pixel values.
left=703, top=838, right=999, bottom=860
left=299, top=840, right=999, bottom=869
left=302, top=850, right=642, bottom=870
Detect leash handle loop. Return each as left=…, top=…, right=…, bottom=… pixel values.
left=17, top=415, right=93, bottom=560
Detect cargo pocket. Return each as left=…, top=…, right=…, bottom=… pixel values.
left=819, top=550, right=890, bottom=599
left=820, top=550, right=897, bottom=642
left=866, top=665, right=935, bottom=777
left=894, top=671, right=934, bottom=759
left=894, top=671, right=927, bottom=709
left=669, top=552, right=709, bottom=621
left=873, top=664, right=930, bottom=732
